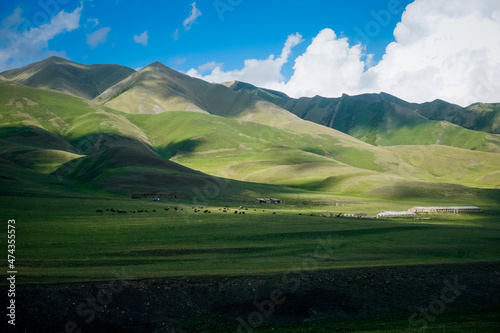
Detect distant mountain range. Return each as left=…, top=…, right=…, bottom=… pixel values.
left=1, top=56, right=499, bottom=198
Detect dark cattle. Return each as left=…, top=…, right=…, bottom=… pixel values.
left=242, top=212, right=245, bottom=215
left=96, top=210, right=103, bottom=213
left=165, top=208, right=170, bottom=211
left=234, top=211, right=238, bottom=214
left=204, top=210, right=209, bottom=213
left=153, top=210, right=156, bottom=212
left=273, top=212, right=276, bottom=215
left=110, top=209, right=115, bottom=212
left=174, top=207, right=178, bottom=211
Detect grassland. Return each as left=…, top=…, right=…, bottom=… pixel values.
left=1, top=192, right=499, bottom=332
left=1, top=191, right=498, bottom=285
left=1, top=62, right=500, bottom=332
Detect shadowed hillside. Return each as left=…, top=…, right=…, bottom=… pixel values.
left=94, top=62, right=300, bottom=128
left=1, top=58, right=499, bottom=199
left=227, top=81, right=500, bottom=152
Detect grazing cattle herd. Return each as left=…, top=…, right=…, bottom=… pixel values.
left=96, top=205, right=257, bottom=216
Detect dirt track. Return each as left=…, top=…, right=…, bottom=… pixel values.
left=4, top=261, right=500, bottom=332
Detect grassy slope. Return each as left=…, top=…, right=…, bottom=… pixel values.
left=228, top=82, right=500, bottom=152
left=128, top=111, right=500, bottom=196
left=0, top=56, right=135, bottom=100
left=95, top=62, right=301, bottom=127
left=1, top=80, right=499, bottom=198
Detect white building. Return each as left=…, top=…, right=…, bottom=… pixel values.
left=377, top=211, right=418, bottom=219
left=409, top=206, right=481, bottom=213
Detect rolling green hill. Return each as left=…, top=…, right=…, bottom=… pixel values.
left=126, top=111, right=500, bottom=196
left=1, top=58, right=499, bottom=199
left=94, top=62, right=300, bottom=128
left=0, top=56, right=135, bottom=100
left=227, top=81, right=500, bottom=152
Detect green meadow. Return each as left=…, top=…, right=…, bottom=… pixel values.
left=1, top=192, right=498, bottom=285
left=1, top=58, right=499, bottom=331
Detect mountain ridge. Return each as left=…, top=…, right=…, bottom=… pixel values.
left=0, top=56, right=135, bottom=100
left=1, top=66, right=499, bottom=197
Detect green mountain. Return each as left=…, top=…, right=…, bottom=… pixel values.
left=0, top=56, right=135, bottom=100
left=94, top=62, right=299, bottom=128
left=227, top=81, right=500, bottom=152
left=1, top=58, right=499, bottom=199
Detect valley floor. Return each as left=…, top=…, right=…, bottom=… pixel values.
left=0, top=194, right=499, bottom=332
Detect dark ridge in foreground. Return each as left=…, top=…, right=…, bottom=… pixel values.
left=7, top=261, right=500, bottom=332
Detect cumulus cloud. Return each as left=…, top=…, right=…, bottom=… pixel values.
left=133, top=30, right=148, bottom=46
left=187, top=33, right=303, bottom=87
left=370, top=0, right=500, bottom=105
left=274, top=29, right=372, bottom=98
left=86, top=26, right=111, bottom=49
left=187, top=0, right=500, bottom=106
left=183, top=2, right=202, bottom=31
left=0, top=6, right=81, bottom=71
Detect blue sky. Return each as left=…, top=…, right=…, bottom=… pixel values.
left=0, top=0, right=411, bottom=71
left=1, top=0, right=500, bottom=105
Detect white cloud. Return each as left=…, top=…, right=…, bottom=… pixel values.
left=183, top=2, right=202, bottom=31
left=187, top=0, right=500, bottom=106
left=0, top=6, right=81, bottom=71
left=171, top=28, right=179, bottom=41
left=370, top=0, right=500, bottom=106
left=86, top=18, right=99, bottom=28
left=86, top=27, right=111, bottom=49
left=175, top=57, right=186, bottom=66
left=133, top=30, right=148, bottom=46
left=187, top=33, right=303, bottom=87
left=197, top=61, right=223, bottom=74
left=275, top=28, right=371, bottom=98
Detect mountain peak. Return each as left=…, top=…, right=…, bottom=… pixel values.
left=148, top=61, right=167, bottom=68
left=43, top=56, right=69, bottom=62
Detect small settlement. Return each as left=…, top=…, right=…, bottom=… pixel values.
left=254, top=198, right=285, bottom=204
left=324, top=206, right=482, bottom=219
